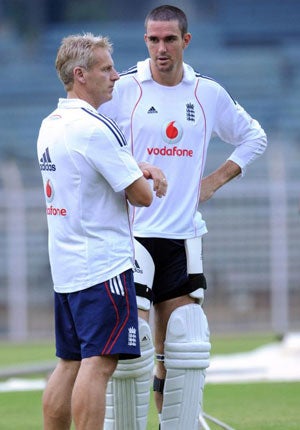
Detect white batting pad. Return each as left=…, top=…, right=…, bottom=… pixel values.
left=160, top=304, right=211, bottom=430
left=104, top=318, right=154, bottom=430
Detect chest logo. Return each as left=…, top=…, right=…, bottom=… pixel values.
left=45, top=179, right=54, bottom=203
left=147, top=106, right=158, bottom=114
left=162, top=120, right=183, bottom=144
left=186, top=103, right=195, bottom=122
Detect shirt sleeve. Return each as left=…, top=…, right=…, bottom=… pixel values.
left=85, top=122, right=142, bottom=192
left=213, top=86, right=267, bottom=176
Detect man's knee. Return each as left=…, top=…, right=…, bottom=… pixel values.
left=164, top=304, right=210, bottom=369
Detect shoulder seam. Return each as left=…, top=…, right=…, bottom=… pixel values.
left=81, top=108, right=127, bottom=147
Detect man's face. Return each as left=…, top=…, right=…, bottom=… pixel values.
left=144, top=20, right=191, bottom=75
left=83, top=47, right=119, bottom=108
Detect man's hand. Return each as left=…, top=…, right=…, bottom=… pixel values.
left=200, top=160, right=241, bottom=202
left=139, top=162, right=168, bottom=198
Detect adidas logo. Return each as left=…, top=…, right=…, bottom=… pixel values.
left=39, top=147, right=56, bottom=172
left=134, top=260, right=143, bottom=274
left=147, top=106, right=158, bottom=114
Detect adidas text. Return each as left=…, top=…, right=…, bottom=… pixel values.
left=40, top=163, right=56, bottom=172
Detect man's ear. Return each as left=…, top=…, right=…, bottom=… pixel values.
left=74, top=66, right=85, bottom=84
left=183, top=32, right=192, bottom=49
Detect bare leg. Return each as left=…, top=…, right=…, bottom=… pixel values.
left=138, top=308, right=150, bottom=322
left=43, top=359, right=80, bottom=430
left=72, top=355, right=118, bottom=430
left=154, top=295, right=196, bottom=413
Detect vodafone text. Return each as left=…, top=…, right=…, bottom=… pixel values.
left=46, top=205, right=67, bottom=216
left=147, top=146, right=193, bottom=157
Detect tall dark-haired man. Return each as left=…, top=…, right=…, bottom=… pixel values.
left=100, top=5, right=267, bottom=429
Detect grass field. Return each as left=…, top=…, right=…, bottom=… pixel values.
left=0, top=334, right=299, bottom=429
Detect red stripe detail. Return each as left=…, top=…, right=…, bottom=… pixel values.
left=129, top=77, right=143, bottom=227
left=130, top=76, right=143, bottom=157
left=102, top=273, right=131, bottom=355
left=194, top=78, right=208, bottom=235
left=102, top=280, right=120, bottom=355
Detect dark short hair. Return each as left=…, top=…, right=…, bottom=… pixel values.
left=144, top=5, right=188, bottom=37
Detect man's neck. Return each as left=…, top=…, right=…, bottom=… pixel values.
left=150, top=63, right=183, bottom=87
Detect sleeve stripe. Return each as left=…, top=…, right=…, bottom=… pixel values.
left=81, top=107, right=127, bottom=147
left=195, top=73, right=237, bottom=105
left=119, top=65, right=138, bottom=77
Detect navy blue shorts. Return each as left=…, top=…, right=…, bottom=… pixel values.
left=54, top=269, right=140, bottom=360
left=135, top=238, right=189, bottom=304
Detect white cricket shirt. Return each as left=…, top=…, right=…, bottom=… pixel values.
left=99, top=59, right=267, bottom=239
left=37, top=98, right=143, bottom=293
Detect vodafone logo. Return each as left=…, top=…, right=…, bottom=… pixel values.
left=45, top=179, right=67, bottom=216
left=147, top=119, right=193, bottom=157
left=45, top=179, right=54, bottom=202
left=162, top=120, right=183, bottom=144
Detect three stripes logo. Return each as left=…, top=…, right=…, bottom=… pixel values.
left=109, top=275, right=125, bottom=296
left=39, top=147, right=56, bottom=172
left=147, top=106, right=158, bottom=114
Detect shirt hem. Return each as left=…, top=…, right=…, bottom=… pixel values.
left=133, top=227, right=208, bottom=240
left=53, top=263, right=133, bottom=293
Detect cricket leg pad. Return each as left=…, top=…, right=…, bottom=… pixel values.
left=104, top=318, right=154, bottom=430
left=160, top=304, right=211, bottom=430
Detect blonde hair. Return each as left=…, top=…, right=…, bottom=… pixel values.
left=55, top=32, right=113, bottom=90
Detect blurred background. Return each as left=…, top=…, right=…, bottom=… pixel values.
left=0, top=0, right=299, bottom=341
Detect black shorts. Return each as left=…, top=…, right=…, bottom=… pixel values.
left=135, top=237, right=195, bottom=304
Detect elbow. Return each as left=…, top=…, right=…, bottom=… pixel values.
left=125, top=177, right=153, bottom=207
left=137, top=193, right=153, bottom=207
left=127, top=191, right=153, bottom=207
left=144, top=194, right=153, bottom=207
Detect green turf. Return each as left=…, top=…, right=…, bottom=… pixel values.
left=0, top=341, right=55, bottom=367
left=209, top=333, right=280, bottom=355
left=0, top=382, right=299, bottom=430
left=203, top=381, right=300, bottom=430
left=0, top=334, right=298, bottom=430
left=0, top=390, right=43, bottom=430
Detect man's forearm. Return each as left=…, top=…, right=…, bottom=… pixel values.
left=200, top=160, right=241, bottom=202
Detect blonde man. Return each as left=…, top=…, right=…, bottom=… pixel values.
left=37, top=33, right=167, bottom=430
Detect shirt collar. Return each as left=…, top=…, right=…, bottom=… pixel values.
left=137, top=58, right=195, bottom=84
left=57, top=98, right=98, bottom=114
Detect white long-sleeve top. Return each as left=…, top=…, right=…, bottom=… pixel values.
left=99, top=59, right=267, bottom=239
